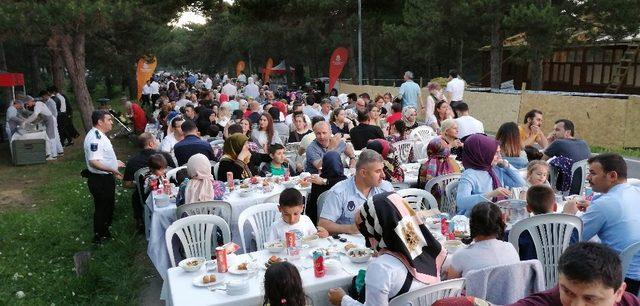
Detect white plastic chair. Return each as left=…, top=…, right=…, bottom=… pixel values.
left=264, top=192, right=283, bottom=204
left=508, top=214, right=583, bottom=289
left=237, top=203, right=280, bottom=253
left=393, top=140, right=415, bottom=164
left=570, top=159, right=589, bottom=195
left=424, top=173, right=461, bottom=209
left=396, top=188, right=439, bottom=211
left=443, top=180, right=460, bottom=216
left=165, top=215, right=231, bottom=267
left=392, top=182, right=412, bottom=191
left=465, top=260, right=545, bottom=304
left=621, top=241, right=640, bottom=280
left=167, top=166, right=187, bottom=182
left=389, top=278, right=465, bottom=306
left=176, top=200, right=233, bottom=226
left=409, top=126, right=436, bottom=143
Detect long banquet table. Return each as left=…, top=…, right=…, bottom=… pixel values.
left=167, top=234, right=366, bottom=306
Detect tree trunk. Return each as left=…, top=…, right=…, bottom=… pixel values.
left=29, top=47, right=43, bottom=92
left=458, top=39, right=464, bottom=74
left=490, top=12, right=503, bottom=89
left=0, top=41, right=12, bottom=107
left=51, top=31, right=94, bottom=131
left=50, top=48, right=65, bottom=90
left=348, top=46, right=357, bottom=83
left=129, top=64, right=137, bottom=99
left=530, top=50, right=544, bottom=90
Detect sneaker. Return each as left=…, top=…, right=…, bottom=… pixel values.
left=46, top=156, right=57, bottom=161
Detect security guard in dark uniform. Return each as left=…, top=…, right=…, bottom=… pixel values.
left=83, top=110, right=124, bottom=243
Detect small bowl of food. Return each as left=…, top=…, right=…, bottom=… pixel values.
left=264, top=241, right=285, bottom=253
left=347, top=248, right=373, bottom=263
left=302, top=234, right=320, bottom=247
left=237, top=189, right=253, bottom=198
left=179, top=257, right=205, bottom=272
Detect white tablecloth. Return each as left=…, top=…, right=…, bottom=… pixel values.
left=167, top=234, right=366, bottom=306
left=147, top=181, right=312, bottom=281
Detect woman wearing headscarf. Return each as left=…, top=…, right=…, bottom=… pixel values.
left=176, top=153, right=215, bottom=206
left=365, top=139, right=404, bottom=183
left=307, top=151, right=348, bottom=224
left=328, top=192, right=446, bottom=306
left=216, top=134, right=252, bottom=181
left=402, top=106, right=419, bottom=132
left=417, top=137, right=461, bottom=192
left=455, top=134, right=526, bottom=216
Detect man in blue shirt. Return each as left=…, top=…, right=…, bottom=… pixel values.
left=563, top=153, right=640, bottom=295
left=318, top=149, right=394, bottom=234
left=173, top=119, right=215, bottom=166
left=397, top=71, right=423, bottom=110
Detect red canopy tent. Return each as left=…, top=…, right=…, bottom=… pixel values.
left=0, top=72, right=26, bottom=100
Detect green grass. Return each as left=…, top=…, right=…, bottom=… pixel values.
left=0, top=137, right=152, bottom=305
left=591, top=146, right=640, bottom=159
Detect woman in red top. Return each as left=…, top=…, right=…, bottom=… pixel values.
left=127, top=101, right=147, bottom=133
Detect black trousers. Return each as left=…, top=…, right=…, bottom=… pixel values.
left=87, top=173, right=116, bottom=238
left=626, top=277, right=640, bottom=295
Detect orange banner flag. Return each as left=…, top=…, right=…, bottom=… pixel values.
left=264, top=58, right=273, bottom=83
left=136, top=56, right=157, bottom=100
left=236, top=61, right=246, bottom=77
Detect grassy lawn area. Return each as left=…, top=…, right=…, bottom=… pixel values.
left=0, top=131, right=154, bottom=305
left=591, top=146, right=640, bottom=159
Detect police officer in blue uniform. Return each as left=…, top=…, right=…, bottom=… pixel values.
left=83, top=110, right=124, bottom=243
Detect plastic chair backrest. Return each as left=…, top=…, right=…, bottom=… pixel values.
left=165, top=215, right=231, bottom=267
left=508, top=214, right=583, bottom=289
left=389, top=278, right=465, bottom=306
left=627, top=178, right=640, bottom=187
left=167, top=166, right=187, bottom=182
left=465, top=260, right=545, bottom=304
left=495, top=199, right=529, bottom=225
left=393, top=140, right=415, bottom=164
left=176, top=200, right=233, bottom=225
left=316, top=191, right=331, bottom=219
left=237, top=202, right=280, bottom=253
left=424, top=173, right=461, bottom=206
left=392, top=182, right=412, bottom=191
left=397, top=188, right=439, bottom=210
left=443, top=180, right=460, bottom=216
left=134, top=167, right=150, bottom=203
left=621, top=241, right=640, bottom=281
left=409, top=126, right=436, bottom=143
left=571, top=159, right=589, bottom=195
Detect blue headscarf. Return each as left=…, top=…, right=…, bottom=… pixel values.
left=321, top=151, right=347, bottom=180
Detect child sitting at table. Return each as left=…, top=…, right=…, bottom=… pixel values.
left=525, top=160, right=550, bottom=188
left=267, top=188, right=329, bottom=242
left=263, top=261, right=309, bottom=306
left=516, top=185, right=578, bottom=260
left=259, top=143, right=296, bottom=177
left=143, top=154, right=169, bottom=194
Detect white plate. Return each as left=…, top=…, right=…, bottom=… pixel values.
left=228, top=263, right=258, bottom=275
left=308, top=247, right=340, bottom=258
left=192, top=273, right=224, bottom=287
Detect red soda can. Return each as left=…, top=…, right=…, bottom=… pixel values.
left=150, top=179, right=158, bottom=190
left=226, top=172, right=234, bottom=189
left=440, top=218, right=449, bottom=235
left=215, top=247, right=227, bottom=273
left=284, top=168, right=290, bottom=181
left=313, top=251, right=325, bottom=278
left=285, top=231, right=296, bottom=248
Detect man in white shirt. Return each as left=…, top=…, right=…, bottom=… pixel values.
left=22, top=96, right=64, bottom=160
left=141, top=79, right=153, bottom=107
left=237, top=71, right=247, bottom=84
left=453, top=102, right=484, bottom=140
left=204, top=75, right=212, bottom=90
left=221, top=79, right=237, bottom=97
left=150, top=78, right=160, bottom=105
left=445, top=69, right=466, bottom=108
left=160, top=116, right=184, bottom=165
left=5, top=99, right=25, bottom=137
left=244, top=77, right=260, bottom=100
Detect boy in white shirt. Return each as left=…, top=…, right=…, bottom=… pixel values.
left=267, top=188, right=329, bottom=242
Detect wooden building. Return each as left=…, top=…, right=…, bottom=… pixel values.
left=480, top=35, right=640, bottom=94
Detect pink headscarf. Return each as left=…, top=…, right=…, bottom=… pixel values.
left=185, top=154, right=215, bottom=204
